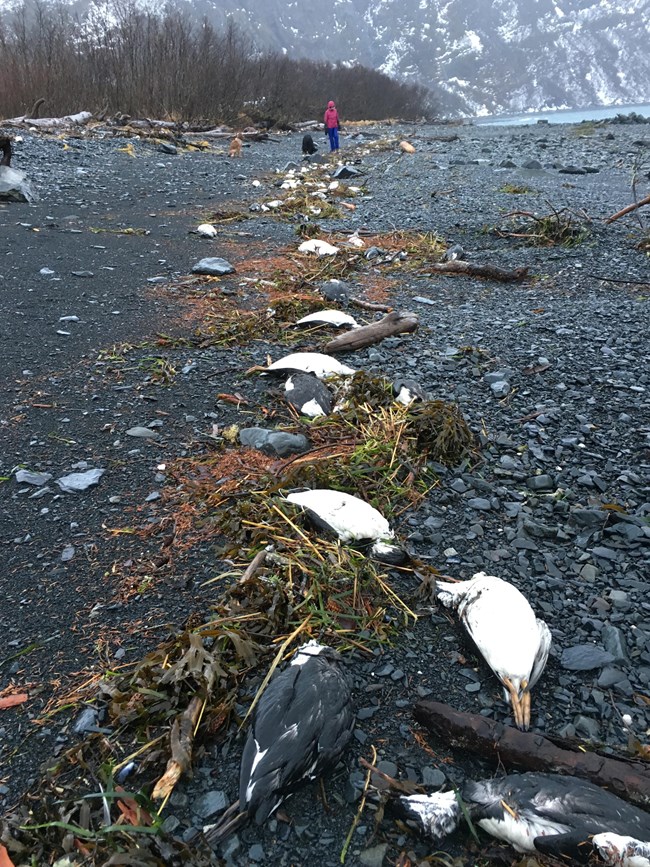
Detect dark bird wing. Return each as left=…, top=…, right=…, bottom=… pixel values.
left=533, top=829, right=598, bottom=862
left=528, top=618, right=552, bottom=689
left=240, top=652, right=353, bottom=824
left=468, top=773, right=650, bottom=839
left=528, top=774, right=650, bottom=838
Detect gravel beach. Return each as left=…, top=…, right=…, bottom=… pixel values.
left=1, top=117, right=649, bottom=866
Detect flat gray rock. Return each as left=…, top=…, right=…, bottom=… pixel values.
left=239, top=427, right=309, bottom=457
left=560, top=644, right=615, bottom=671
left=56, top=468, right=105, bottom=493
left=0, top=165, right=38, bottom=203
left=15, top=469, right=53, bottom=486
left=126, top=426, right=159, bottom=438
left=191, top=257, right=236, bottom=276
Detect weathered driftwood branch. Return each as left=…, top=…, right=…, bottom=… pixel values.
left=605, top=194, right=650, bottom=224
left=349, top=296, right=392, bottom=313
left=425, top=261, right=529, bottom=282
left=324, top=310, right=418, bottom=353
left=414, top=700, right=650, bottom=807
left=28, top=97, right=45, bottom=119
left=152, top=693, right=204, bottom=799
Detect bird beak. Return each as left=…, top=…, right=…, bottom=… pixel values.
left=502, top=677, right=530, bottom=730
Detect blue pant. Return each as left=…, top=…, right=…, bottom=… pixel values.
left=327, top=127, right=339, bottom=151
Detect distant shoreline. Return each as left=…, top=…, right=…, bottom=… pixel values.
left=474, top=102, right=650, bottom=126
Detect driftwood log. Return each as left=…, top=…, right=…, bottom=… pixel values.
left=414, top=700, right=650, bottom=807
left=324, top=310, right=418, bottom=353
left=425, top=261, right=529, bottom=282
left=605, top=193, right=650, bottom=224
left=349, top=296, right=392, bottom=313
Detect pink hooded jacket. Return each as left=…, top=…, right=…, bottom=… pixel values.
left=324, top=101, right=340, bottom=129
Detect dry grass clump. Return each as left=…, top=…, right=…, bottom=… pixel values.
left=493, top=201, right=591, bottom=246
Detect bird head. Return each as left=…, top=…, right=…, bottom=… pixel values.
left=291, top=640, right=328, bottom=665
left=592, top=833, right=647, bottom=867
left=395, top=791, right=460, bottom=839
left=501, top=675, right=531, bottom=731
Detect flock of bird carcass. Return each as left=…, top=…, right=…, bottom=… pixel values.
left=201, top=316, right=650, bottom=866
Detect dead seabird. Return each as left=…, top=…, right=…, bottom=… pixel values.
left=435, top=571, right=551, bottom=730
left=284, top=374, right=333, bottom=418
left=294, top=309, right=359, bottom=329
left=204, top=641, right=353, bottom=844
left=262, top=352, right=356, bottom=379
left=285, top=488, right=406, bottom=563
left=396, top=772, right=650, bottom=863
left=392, top=377, right=427, bottom=406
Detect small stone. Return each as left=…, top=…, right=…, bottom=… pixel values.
left=126, top=426, right=159, bottom=438
left=193, top=790, right=228, bottom=819
left=560, top=645, right=615, bottom=671
left=191, top=257, right=236, bottom=276
left=467, top=497, right=491, bottom=511
left=239, top=428, right=309, bottom=457
left=56, top=468, right=105, bottom=493
left=359, top=843, right=388, bottom=866
left=527, top=474, right=555, bottom=491
left=73, top=707, right=98, bottom=734
left=573, top=715, right=601, bottom=740
left=248, top=844, right=265, bottom=862
left=601, top=624, right=629, bottom=663
left=161, top=815, right=180, bottom=833
left=421, top=766, right=446, bottom=787
left=490, top=380, right=510, bottom=397
left=332, top=165, right=361, bottom=179
left=597, top=666, right=627, bottom=688
left=61, top=545, right=75, bottom=562
left=15, top=469, right=52, bottom=486
left=376, top=760, right=398, bottom=778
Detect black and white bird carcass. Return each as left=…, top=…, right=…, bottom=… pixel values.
left=261, top=352, right=356, bottom=379
left=395, top=772, right=650, bottom=864
left=284, top=374, right=333, bottom=418
left=204, top=641, right=353, bottom=845
left=285, top=488, right=407, bottom=564
left=592, top=833, right=650, bottom=867
left=294, top=309, right=359, bottom=329
left=435, top=571, right=551, bottom=730
left=392, top=377, right=427, bottom=406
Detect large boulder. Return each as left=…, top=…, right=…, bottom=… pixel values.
left=0, top=165, right=38, bottom=203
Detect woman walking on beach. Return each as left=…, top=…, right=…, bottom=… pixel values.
left=324, top=100, right=340, bottom=152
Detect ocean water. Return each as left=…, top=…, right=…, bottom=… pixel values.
left=475, top=103, right=650, bottom=126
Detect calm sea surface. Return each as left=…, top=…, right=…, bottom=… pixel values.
left=475, top=103, right=650, bottom=126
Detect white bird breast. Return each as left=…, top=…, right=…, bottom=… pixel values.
left=478, top=812, right=570, bottom=854
left=286, top=489, right=394, bottom=544
left=456, top=576, right=547, bottom=683
left=266, top=352, right=356, bottom=378
left=294, top=310, right=359, bottom=328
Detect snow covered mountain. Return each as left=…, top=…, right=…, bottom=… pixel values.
left=180, top=0, right=650, bottom=115
left=2, top=0, right=648, bottom=116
